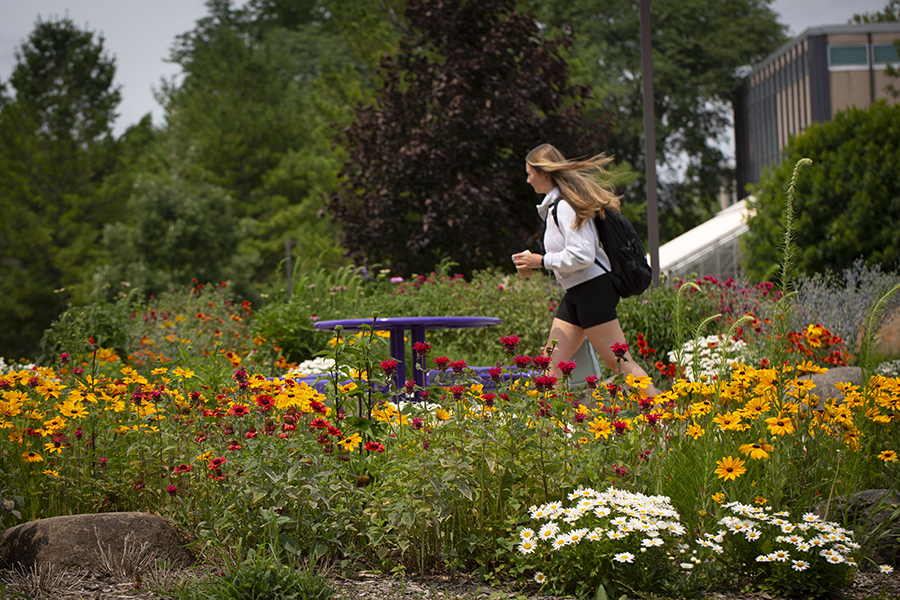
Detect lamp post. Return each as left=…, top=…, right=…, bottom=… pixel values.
left=640, top=0, right=660, bottom=287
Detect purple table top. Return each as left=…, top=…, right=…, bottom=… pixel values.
left=313, top=316, right=500, bottom=332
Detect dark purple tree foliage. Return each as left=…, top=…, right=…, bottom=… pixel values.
left=330, top=0, right=609, bottom=276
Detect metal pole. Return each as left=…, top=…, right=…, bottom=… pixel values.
left=640, top=0, right=660, bottom=287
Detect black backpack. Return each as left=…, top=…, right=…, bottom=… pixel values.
left=550, top=201, right=652, bottom=298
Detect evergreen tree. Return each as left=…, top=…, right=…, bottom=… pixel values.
left=0, top=17, right=122, bottom=357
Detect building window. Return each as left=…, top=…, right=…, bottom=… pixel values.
left=828, top=45, right=868, bottom=70
left=873, top=43, right=900, bottom=65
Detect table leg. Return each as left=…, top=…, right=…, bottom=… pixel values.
left=389, top=327, right=406, bottom=389
left=409, top=325, right=429, bottom=401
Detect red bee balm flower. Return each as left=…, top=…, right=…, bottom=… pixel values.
left=499, top=335, right=520, bottom=353
left=610, top=342, right=629, bottom=359
left=413, top=342, right=431, bottom=357
left=532, top=355, right=552, bottom=370
left=379, top=359, right=398, bottom=376
left=557, top=361, right=577, bottom=377
left=534, top=375, right=557, bottom=392
left=449, top=360, right=467, bottom=374
left=433, top=356, right=451, bottom=371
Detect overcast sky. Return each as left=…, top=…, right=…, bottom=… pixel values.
left=0, top=0, right=893, bottom=137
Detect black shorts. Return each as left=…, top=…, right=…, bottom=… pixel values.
left=555, top=274, right=619, bottom=329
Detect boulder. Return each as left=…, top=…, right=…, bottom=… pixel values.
left=802, top=366, right=862, bottom=409
left=818, top=489, right=900, bottom=568
left=0, top=512, right=194, bottom=572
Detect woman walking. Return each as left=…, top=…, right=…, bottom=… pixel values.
left=512, top=143, right=658, bottom=395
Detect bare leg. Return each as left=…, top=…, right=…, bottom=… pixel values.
left=584, top=319, right=661, bottom=397
left=543, top=318, right=587, bottom=380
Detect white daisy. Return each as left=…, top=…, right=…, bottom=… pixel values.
left=613, top=552, right=635, bottom=563
left=538, top=522, right=559, bottom=539
left=792, top=560, right=809, bottom=571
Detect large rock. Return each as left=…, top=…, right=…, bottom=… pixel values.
left=0, top=512, right=194, bottom=571
left=802, top=366, right=862, bottom=409
left=818, top=489, right=900, bottom=568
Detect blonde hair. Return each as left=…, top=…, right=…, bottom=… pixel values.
left=526, top=143, right=622, bottom=230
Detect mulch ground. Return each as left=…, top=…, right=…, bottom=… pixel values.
left=1, top=565, right=898, bottom=599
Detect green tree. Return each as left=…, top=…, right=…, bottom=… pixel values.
left=94, top=178, right=255, bottom=298
left=159, top=0, right=374, bottom=283
left=852, top=0, right=900, bottom=22
left=0, top=17, right=122, bottom=357
left=524, top=0, right=787, bottom=242
left=743, top=101, right=900, bottom=282
left=330, top=0, right=608, bottom=276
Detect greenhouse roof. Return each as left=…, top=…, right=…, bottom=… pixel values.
left=656, top=199, right=751, bottom=276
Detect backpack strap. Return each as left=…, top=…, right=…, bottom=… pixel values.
left=548, top=198, right=610, bottom=273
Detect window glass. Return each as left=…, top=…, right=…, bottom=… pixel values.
left=829, top=45, right=867, bottom=67
left=873, top=43, right=899, bottom=65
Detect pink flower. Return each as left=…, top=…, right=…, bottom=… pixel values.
left=390, top=276, right=404, bottom=283
left=404, top=379, right=416, bottom=394
left=585, top=375, right=599, bottom=389
left=166, top=484, right=178, bottom=496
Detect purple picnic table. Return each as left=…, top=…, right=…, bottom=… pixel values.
left=312, top=316, right=501, bottom=390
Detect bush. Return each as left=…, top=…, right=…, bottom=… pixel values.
left=744, top=101, right=900, bottom=281
left=793, top=258, right=900, bottom=354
